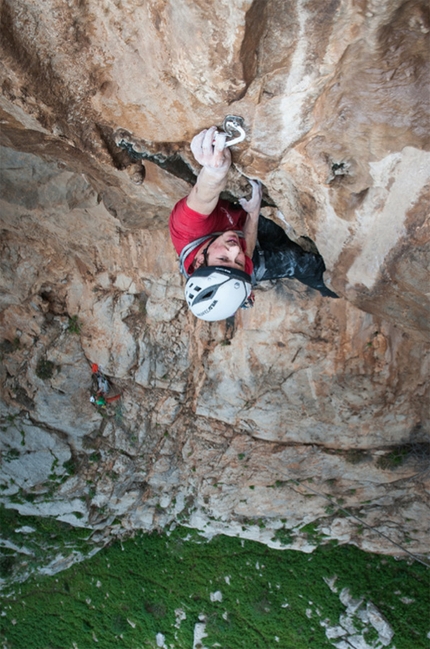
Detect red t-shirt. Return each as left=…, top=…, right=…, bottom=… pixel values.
left=169, top=197, right=254, bottom=276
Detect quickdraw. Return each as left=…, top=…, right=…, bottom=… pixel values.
left=214, top=115, right=246, bottom=149
left=222, top=115, right=246, bottom=147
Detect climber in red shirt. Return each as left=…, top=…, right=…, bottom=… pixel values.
left=169, top=125, right=337, bottom=321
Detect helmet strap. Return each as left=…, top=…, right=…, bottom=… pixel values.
left=202, top=236, right=218, bottom=267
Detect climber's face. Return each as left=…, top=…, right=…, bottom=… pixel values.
left=195, top=231, right=246, bottom=271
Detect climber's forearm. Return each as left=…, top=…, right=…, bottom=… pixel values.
left=186, top=166, right=229, bottom=216
left=186, top=126, right=232, bottom=216
left=240, top=179, right=262, bottom=259
left=243, top=211, right=259, bottom=259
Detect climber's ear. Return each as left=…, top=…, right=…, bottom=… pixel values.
left=194, top=253, right=204, bottom=270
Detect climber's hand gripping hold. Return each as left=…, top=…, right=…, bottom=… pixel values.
left=188, top=127, right=232, bottom=216
left=190, top=126, right=231, bottom=173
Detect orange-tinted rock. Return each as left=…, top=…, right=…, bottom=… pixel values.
left=0, top=1, right=429, bottom=560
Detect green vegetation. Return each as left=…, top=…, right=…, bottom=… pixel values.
left=0, top=338, right=20, bottom=355
left=0, top=505, right=93, bottom=584
left=62, top=458, right=78, bottom=476
left=300, top=522, right=327, bottom=544
left=0, top=520, right=428, bottom=649
left=344, top=449, right=370, bottom=464
left=376, top=446, right=410, bottom=470
left=67, top=315, right=81, bottom=335
left=271, top=527, right=294, bottom=546
left=3, top=448, right=20, bottom=463
left=35, top=359, right=56, bottom=380
left=376, top=442, right=430, bottom=470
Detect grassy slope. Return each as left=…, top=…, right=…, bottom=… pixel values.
left=0, top=525, right=429, bottom=649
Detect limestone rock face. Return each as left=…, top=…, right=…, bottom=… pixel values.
left=0, top=0, right=429, bottom=571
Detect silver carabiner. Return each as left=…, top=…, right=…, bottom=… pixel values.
left=214, top=115, right=246, bottom=149
left=223, top=115, right=246, bottom=147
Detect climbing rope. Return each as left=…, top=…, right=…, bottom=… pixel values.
left=262, top=465, right=430, bottom=569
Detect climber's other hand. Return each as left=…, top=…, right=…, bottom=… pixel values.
left=239, top=179, right=262, bottom=217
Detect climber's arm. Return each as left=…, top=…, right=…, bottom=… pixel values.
left=186, top=126, right=231, bottom=216
left=240, top=180, right=263, bottom=259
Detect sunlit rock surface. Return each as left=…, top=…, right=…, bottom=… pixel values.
left=0, top=0, right=429, bottom=572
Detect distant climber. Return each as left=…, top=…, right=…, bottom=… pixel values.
left=169, top=125, right=338, bottom=321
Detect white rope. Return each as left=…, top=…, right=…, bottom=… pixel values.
left=262, top=465, right=430, bottom=569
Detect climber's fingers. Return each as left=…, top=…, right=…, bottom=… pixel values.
left=239, top=179, right=263, bottom=215
left=190, top=128, right=207, bottom=162
left=249, top=179, right=262, bottom=201
left=213, top=129, right=227, bottom=152
left=191, top=126, right=231, bottom=171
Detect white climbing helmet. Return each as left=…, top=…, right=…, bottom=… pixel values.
left=185, top=266, right=252, bottom=321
